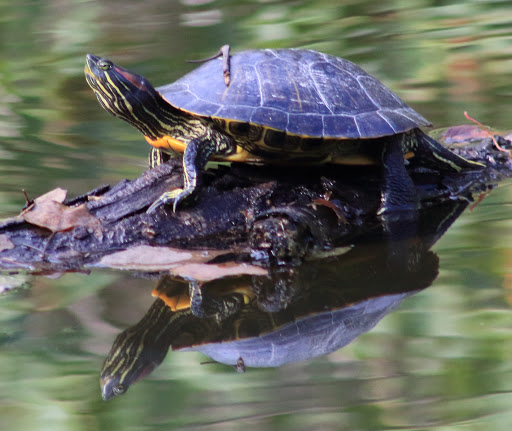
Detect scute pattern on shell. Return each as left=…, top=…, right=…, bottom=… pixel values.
left=158, top=49, right=430, bottom=139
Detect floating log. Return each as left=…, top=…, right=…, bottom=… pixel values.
left=0, top=131, right=510, bottom=273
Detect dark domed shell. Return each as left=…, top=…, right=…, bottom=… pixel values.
left=180, top=292, right=413, bottom=367
left=158, top=49, right=431, bottom=139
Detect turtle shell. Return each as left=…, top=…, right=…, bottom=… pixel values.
left=157, top=49, right=430, bottom=140
left=180, top=292, right=415, bottom=367
left=152, top=278, right=417, bottom=367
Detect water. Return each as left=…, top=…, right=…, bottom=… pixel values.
left=1, top=0, right=512, bottom=430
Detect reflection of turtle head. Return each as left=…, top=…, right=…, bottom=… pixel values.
left=100, top=299, right=178, bottom=400
left=100, top=336, right=159, bottom=401
left=100, top=373, right=126, bottom=401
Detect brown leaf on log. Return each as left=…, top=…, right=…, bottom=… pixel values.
left=0, top=234, right=14, bottom=252
left=21, top=188, right=100, bottom=233
left=169, top=262, right=267, bottom=282
left=97, top=245, right=223, bottom=271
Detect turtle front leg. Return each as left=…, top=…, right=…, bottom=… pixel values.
left=189, top=280, right=246, bottom=321
left=377, top=135, right=417, bottom=215
left=149, top=147, right=171, bottom=169
left=147, top=136, right=216, bottom=213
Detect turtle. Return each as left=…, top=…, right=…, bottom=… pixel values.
left=100, top=263, right=433, bottom=400
left=100, top=207, right=454, bottom=401
left=84, top=48, right=483, bottom=214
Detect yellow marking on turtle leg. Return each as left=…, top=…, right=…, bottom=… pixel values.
left=432, top=153, right=463, bottom=172
left=146, top=189, right=185, bottom=213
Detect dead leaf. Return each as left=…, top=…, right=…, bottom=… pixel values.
left=34, top=188, right=67, bottom=205
left=24, top=202, right=100, bottom=232
left=463, top=112, right=510, bottom=153
left=0, top=273, right=28, bottom=293
left=169, top=262, right=267, bottom=282
left=22, top=188, right=100, bottom=233
left=97, top=245, right=224, bottom=271
left=100, top=246, right=267, bottom=281
left=442, top=125, right=489, bottom=144
left=0, top=234, right=14, bottom=252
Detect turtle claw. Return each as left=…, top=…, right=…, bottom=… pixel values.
left=146, top=200, right=163, bottom=214
left=146, top=188, right=193, bottom=213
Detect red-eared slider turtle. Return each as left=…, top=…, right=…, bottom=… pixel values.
left=84, top=48, right=483, bottom=214
left=100, top=274, right=430, bottom=400
left=100, top=214, right=451, bottom=400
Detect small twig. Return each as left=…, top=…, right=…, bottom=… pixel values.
left=187, top=45, right=231, bottom=86
left=22, top=189, right=32, bottom=205
left=200, top=356, right=246, bottom=373
left=464, top=111, right=509, bottom=153
left=20, top=189, right=35, bottom=214
left=469, top=191, right=491, bottom=212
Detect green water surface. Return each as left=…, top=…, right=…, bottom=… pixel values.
left=1, top=1, right=512, bottom=430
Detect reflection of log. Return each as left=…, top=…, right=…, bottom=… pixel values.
left=0, top=135, right=510, bottom=271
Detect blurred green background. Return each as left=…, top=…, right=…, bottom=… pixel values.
left=1, top=0, right=512, bottom=430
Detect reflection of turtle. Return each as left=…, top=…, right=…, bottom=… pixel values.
left=100, top=272, right=428, bottom=400
left=84, top=48, right=482, bottom=214
left=100, top=216, right=451, bottom=400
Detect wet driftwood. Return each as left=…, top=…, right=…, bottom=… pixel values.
left=0, top=130, right=511, bottom=272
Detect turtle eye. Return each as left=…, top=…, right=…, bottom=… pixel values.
left=97, top=60, right=112, bottom=71
left=113, top=384, right=126, bottom=395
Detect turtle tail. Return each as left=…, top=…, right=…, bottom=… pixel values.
left=409, top=129, right=485, bottom=172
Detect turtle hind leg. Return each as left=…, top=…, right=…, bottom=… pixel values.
left=378, top=135, right=418, bottom=215
left=410, top=129, right=485, bottom=172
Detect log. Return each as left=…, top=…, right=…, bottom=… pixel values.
left=0, top=131, right=510, bottom=272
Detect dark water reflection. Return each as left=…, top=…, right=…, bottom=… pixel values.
left=1, top=1, right=512, bottom=430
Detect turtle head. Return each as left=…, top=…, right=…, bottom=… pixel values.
left=100, top=330, right=165, bottom=401
left=85, top=54, right=169, bottom=139
left=100, top=374, right=127, bottom=401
